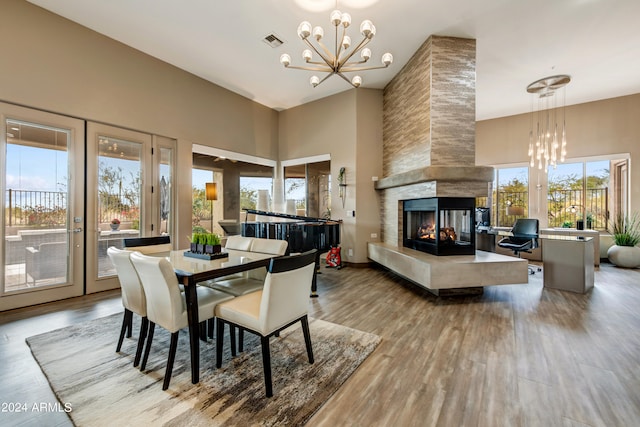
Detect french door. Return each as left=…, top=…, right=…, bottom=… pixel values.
left=0, top=103, right=85, bottom=311
left=85, top=123, right=174, bottom=294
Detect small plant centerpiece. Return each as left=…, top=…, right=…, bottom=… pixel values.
left=607, top=212, right=640, bottom=268
left=188, top=232, right=225, bottom=259
left=110, top=218, right=120, bottom=231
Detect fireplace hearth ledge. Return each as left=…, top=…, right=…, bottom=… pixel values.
left=374, top=166, right=494, bottom=191
left=367, top=242, right=529, bottom=296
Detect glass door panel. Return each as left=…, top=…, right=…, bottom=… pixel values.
left=97, top=136, right=142, bottom=278
left=86, top=122, right=151, bottom=294
left=1, top=102, right=84, bottom=311
left=4, top=120, right=70, bottom=290
left=154, top=137, right=175, bottom=238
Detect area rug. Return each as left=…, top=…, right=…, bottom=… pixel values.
left=26, top=313, right=380, bottom=426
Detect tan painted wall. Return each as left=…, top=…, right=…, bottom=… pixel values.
left=1, top=0, right=279, bottom=243
left=278, top=89, right=384, bottom=263
left=355, top=90, right=384, bottom=258
left=477, top=93, right=640, bottom=218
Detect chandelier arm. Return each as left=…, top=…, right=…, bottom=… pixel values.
left=313, top=39, right=336, bottom=67
left=337, top=36, right=371, bottom=68
left=336, top=72, right=357, bottom=88
left=334, top=25, right=348, bottom=66
left=305, top=60, right=332, bottom=66
left=311, top=72, right=337, bottom=88
left=304, top=39, right=333, bottom=69
left=334, top=25, right=341, bottom=67
left=284, top=64, right=334, bottom=72
left=318, top=73, right=335, bottom=84
left=341, top=64, right=390, bottom=72
left=342, top=59, right=368, bottom=66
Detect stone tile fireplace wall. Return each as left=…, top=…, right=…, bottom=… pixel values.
left=377, top=35, right=492, bottom=247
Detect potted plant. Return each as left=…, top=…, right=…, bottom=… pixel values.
left=204, top=233, right=221, bottom=254
left=190, top=233, right=199, bottom=253
left=196, top=233, right=207, bottom=254
left=576, top=212, right=593, bottom=230
left=110, top=218, right=120, bottom=231
left=607, top=212, right=640, bottom=268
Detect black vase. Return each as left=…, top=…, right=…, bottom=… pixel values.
left=576, top=220, right=584, bottom=230
left=205, top=244, right=222, bottom=254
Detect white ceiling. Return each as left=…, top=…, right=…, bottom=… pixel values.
left=27, top=0, right=640, bottom=120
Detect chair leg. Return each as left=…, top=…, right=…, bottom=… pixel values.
left=230, top=325, right=236, bottom=357
left=239, top=328, right=244, bottom=353
left=126, top=311, right=133, bottom=338
left=216, top=318, right=225, bottom=369
left=199, top=321, right=208, bottom=341
left=140, top=322, right=156, bottom=371
left=301, top=315, right=314, bottom=364
left=134, top=317, right=149, bottom=367
left=208, top=318, right=215, bottom=339
left=260, top=336, right=273, bottom=397
left=116, top=309, right=133, bottom=353
left=163, top=332, right=180, bottom=390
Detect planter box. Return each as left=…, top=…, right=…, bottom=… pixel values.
left=183, top=251, right=229, bottom=260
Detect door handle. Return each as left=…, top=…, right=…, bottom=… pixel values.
left=73, top=227, right=83, bottom=233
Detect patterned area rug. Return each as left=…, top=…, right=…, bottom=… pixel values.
left=26, top=313, right=380, bottom=426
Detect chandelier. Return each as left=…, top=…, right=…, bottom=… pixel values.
left=279, top=6, right=393, bottom=88
left=527, top=74, right=571, bottom=172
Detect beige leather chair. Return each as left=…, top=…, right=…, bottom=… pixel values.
left=249, top=237, right=288, bottom=256
left=225, top=235, right=254, bottom=251
left=130, top=251, right=234, bottom=390
left=207, top=237, right=289, bottom=297
left=107, top=246, right=148, bottom=367
left=214, top=249, right=317, bottom=397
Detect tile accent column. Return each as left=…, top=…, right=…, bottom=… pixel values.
left=379, top=36, right=490, bottom=246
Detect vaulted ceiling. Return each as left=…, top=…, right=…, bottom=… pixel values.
left=27, top=0, right=640, bottom=120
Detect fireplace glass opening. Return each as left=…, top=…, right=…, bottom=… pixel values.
left=403, top=197, right=475, bottom=256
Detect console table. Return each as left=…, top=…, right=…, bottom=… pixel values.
left=542, top=236, right=594, bottom=293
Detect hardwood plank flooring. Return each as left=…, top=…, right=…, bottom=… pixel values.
left=1, top=263, right=640, bottom=426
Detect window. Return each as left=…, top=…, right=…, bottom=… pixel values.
left=192, top=168, right=222, bottom=235
left=284, top=164, right=306, bottom=215
left=240, top=176, right=273, bottom=211
left=547, top=159, right=615, bottom=230
left=492, top=166, right=529, bottom=227
left=284, top=160, right=331, bottom=218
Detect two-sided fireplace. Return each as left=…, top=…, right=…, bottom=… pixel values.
left=403, top=197, right=475, bottom=256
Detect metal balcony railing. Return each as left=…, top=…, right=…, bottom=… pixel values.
left=478, top=188, right=608, bottom=230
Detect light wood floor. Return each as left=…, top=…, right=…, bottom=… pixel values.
left=2, top=262, right=640, bottom=426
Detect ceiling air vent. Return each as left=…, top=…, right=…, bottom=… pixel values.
left=263, top=33, right=284, bottom=48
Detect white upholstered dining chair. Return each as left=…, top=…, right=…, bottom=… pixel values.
left=107, top=246, right=148, bottom=367
left=206, top=237, right=289, bottom=297
left=214, top=249, right=317, bottom=397
left=130, top=251, right=234, bottom=390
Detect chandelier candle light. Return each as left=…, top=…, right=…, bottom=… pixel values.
left=279, top=6, right=393, bottom=88
left=527, top=75, right=571, bottom=172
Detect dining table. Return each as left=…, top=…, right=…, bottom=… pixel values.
left=164, top=248, right=278, bottom=384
